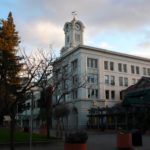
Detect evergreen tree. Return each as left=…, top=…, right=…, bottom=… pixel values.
left=0, top=12, right=21, bottom=113
left=0, top=12, right=22, bottom=150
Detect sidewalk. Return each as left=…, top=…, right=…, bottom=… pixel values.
left=1, top=132, right=150, bottom=150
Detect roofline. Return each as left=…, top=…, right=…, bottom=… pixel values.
left=79, top=45, right=150, bottom=62
left=56, top=44, right=150, bottom=62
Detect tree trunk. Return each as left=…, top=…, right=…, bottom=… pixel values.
left=45, top=89, right=52, bottom=139
left=43, top=86, right=53, bottom=139
left=10, top=105, right=16, bottom=150
left=46, top=107, right=50, bottom=138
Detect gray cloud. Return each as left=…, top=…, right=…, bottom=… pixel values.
left=11, top=0, right=150, bottom=29
left=1, top=0, right=150, bottom=57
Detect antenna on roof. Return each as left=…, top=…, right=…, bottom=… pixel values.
left=72, top=11, right=77, bottom=20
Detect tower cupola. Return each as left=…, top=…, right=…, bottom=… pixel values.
left=61, top=17, right=84, bottom=55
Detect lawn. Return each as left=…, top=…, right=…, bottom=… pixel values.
left=0, top=128, right=48, bottom=143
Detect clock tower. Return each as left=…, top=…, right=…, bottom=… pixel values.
left=61, top=17, right=84, bottom=55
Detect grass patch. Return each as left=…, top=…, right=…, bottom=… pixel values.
left=0, top=128, right=50, bottom=143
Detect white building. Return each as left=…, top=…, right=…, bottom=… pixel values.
left=53, top=17, right=150, bottom=129
left=18, top=89, right=41, bottom=131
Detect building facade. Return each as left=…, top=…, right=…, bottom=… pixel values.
left=53, top=17, right=150, bottom=129
left=18, top=89, right=41, bottom=132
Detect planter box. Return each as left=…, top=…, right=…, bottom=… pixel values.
left=39, top=128, right=47, bottom=136
left=117, top=132, right=132, bottom=150
left=64, top=143, right=87, bottom=150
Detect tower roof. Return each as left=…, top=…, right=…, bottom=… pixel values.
left=63, top=18, right=84, bottom=31
left=62, top=17, right=85, bottom=55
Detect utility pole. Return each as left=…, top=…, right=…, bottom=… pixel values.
left=30, top=91, right=34, bottom=150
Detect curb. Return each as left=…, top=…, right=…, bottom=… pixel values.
left=0, top=139, right=63, bottom=147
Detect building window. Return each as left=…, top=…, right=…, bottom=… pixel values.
left=143, top=68, right=147, bottom=76
left=33, top=101, right=36, bottom=108
left=104, top=61, right=108, bottom=70
left=147, top=68, right=150, bottom=76
left=63, top=65, right=68, bottom=76
left=118, top=63, right=127, bottom=73
left=62, top=79, right=67, bottom=91
left=87, top=58, right=98, bottom=68
left=72, top=74, right=78, bottom=85
left=111, top=91, right=115, bottom=100
left=88, top=73, right=98, bottom=84
left=26, top=102, right=30, bottom=110
left=132, top=78, right=136, bottom=85
left=123, top=64, right=127, bottom=73
left=104, top=61, right=114, bottom=71
left=118, top=63, right=122, bottom=72
left=136, top=66, right=140, bottom=74
left=110, top=76, right=115, bottom=85
left=88, top=89, right=98, bottom=99
left=105, top=90, right=109, bottom=99
left=110, top=62, right=114, bottom=71
left=124, top=77, right=128, bottom=87
left=119, top=77, right=123, bottom=86
left=72, top=89, right=78, bottom=99
left=105, top=75, right=109, bottom=84
left=72, top=59, right=78, bottom=71
left=131, top=65, right=135, bottom=74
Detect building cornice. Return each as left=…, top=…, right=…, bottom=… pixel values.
left=56, top=44, right=150, bottom=63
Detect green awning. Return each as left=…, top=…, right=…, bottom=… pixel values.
left=123, top=88, right=150, bottom=106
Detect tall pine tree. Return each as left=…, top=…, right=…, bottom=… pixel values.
left=0, top=12, right=21, bottom=114
left=0, top=12, right=22, bottom=150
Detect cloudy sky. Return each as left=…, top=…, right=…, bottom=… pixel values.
left=1, top=0, right=150, bottom=58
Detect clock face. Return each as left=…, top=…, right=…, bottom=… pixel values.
left=75, top=23, right=80, bottom=31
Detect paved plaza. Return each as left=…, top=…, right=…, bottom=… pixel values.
left=1, top=132, right=150, bottom=150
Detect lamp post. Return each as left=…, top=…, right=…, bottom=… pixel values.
left=30, top=90, right=34, bottom=150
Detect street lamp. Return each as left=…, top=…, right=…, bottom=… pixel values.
left=30, top=90, right=34, bottom=150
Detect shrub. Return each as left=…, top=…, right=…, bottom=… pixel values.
left=65, top=131, right=88, bottom=144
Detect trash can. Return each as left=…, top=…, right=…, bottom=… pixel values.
left=24, top=126, right=29, bottom=132
left=132, top=129, right=142, bottom=146
left=117, top=132, right=132, bottom=150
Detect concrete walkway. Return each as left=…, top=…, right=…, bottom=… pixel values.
left=87, top=132, right=149, bottom=150
left=1, top=132, right=150, bottom=150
